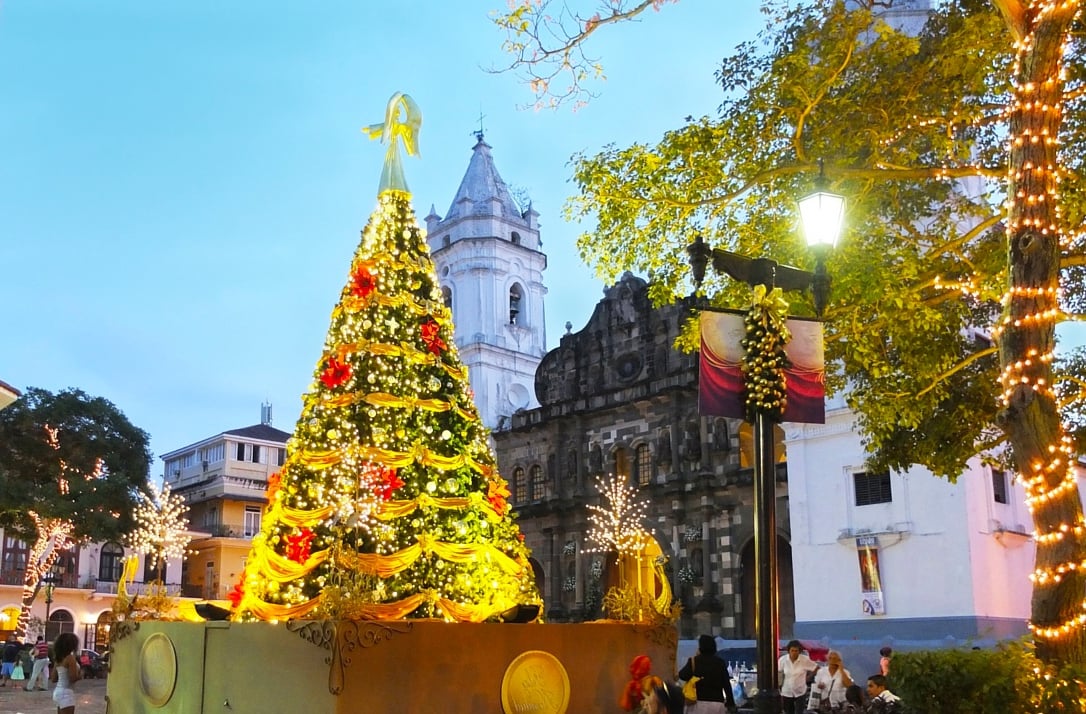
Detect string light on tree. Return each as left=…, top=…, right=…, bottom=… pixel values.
left=124, top=481, right=193, bottom=583
left=583, top=474, right=651, bottom=559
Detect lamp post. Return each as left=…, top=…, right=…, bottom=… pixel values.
left=42, top=571, right=57, bottom=640
left=687, top=177, right=843, bottom=714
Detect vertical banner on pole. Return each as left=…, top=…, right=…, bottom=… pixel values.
left=856, top=535, right=886, bottom=615
left=698, top=310, right=826, bottom=424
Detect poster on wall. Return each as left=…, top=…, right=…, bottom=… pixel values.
left=698, top=310, right=826, bottom=424
left=856, top=535, right=886, bottom=616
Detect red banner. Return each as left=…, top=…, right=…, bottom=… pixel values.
left=698, top=310, right=826, bottom=424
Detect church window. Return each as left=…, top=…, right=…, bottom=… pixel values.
left=613, top=447, right=630, bottom=481
left=635, top=443, right=652, bottom=486
left=511, top=231, right=522, bottom=245
left=513, top=467, right=526, bottom=503
left=509, top=284, right=523, bottom=325
left=530, top=465, right=545, bottom=500
left=442, top=235, right=451, bottom=248
left=589, top=444, right=603, bottom=474
left=441, top=286, right=453, bottom=310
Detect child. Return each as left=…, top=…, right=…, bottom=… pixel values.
left=49, top=632, right=81, bottom=714
left=879, top=647, right=892, bottom=676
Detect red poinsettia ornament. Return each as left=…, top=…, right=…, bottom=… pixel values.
left=351, top=265, right=377, bottom=298
left=376, top=467, right=405, bottom=501
left=227, top=573, right=246, bottom=608
left=420, top=319, right=446, bottom=355
left=487, top=479, right=511, bottom=517
left=284, top=527, right=316, bottom=564
left=320, top=355, right=353, bottom=388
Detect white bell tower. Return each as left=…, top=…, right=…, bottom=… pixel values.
left=426, top=133, right=547, bottom=430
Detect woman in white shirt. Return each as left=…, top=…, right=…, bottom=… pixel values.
left=777, top=640, right=818, bottom=714
left=810, top=650, right=852, bottom=710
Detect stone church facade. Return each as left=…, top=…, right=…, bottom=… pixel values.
left=491, top=272, right=796, bottom=640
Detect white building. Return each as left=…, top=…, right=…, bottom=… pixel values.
left=425, top=133, right=548, bottom=430
left=785, top=393, right=1034, bottom=643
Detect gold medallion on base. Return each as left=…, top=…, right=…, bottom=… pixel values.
left=500, top=650, right=570, bottom=714
left=138, top=632, right=177, bottom=707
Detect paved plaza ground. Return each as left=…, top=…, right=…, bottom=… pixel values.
left=0, top=677, right=108, bottom=714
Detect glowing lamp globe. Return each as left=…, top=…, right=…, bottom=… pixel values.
left=799, top=189, right=845, bottom=249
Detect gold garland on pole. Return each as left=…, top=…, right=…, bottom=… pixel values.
left=740, top=285, right=792, bottom=421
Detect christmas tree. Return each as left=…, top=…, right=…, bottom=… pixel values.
left=233, top=93, right=539, bottom=623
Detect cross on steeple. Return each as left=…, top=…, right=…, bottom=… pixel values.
left=474, top=109, right=486, bottom=143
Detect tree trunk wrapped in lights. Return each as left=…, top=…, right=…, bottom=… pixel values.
left=995, top=0, right=1086, bottom=665
left=232, top=94, right=540, bottom=623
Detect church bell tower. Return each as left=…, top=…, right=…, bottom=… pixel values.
left=425, top=133, right=547, bottom=430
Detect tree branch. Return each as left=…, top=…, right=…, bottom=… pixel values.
left=991, top=0, right=1028, bottom=44
left=913, top=345, right=1000, bottom=399
left=490, top=0, right=676, bottom=109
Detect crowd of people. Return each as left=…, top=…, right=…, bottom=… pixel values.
left=620, top=638, right=904, bottom=714
left=0, top=632, right=85, bottom=713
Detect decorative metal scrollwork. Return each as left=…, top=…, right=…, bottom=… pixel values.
left=110, top=620, right=140, bottom=645
left=288, top=620, right=414, bottom=695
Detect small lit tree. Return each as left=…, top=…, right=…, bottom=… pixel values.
left=125, top=481, right=192, bottom=585
left=584, top=474, right=650, bottom=561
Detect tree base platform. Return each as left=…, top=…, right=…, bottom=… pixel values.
left=104, top=619, right=677, bottom=713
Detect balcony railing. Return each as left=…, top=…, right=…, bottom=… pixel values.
left=199, top=522, right=257, bottom=538
left=0, top=569, right=181, bottom=596
left=91, top=579, right=182, bottom=597
left=0, top=570, right=80, bottom=588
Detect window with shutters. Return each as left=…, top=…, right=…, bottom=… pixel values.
left=853, top=471, right=892, bottom=506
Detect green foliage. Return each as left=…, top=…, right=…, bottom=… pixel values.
left=891, top=641, right=1086, bottom=714
left=563, top=0, right=1086, bottom=480
left=0, top=387, right=151, bottom=542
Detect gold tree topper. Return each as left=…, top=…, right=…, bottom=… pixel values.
left=362, top=92, right=422, bottom=194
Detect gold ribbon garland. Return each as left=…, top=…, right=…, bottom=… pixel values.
left=741, top=284, right=793, bottom=420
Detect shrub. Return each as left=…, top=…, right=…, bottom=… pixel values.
left=891, top=640, right=1086, bottom=714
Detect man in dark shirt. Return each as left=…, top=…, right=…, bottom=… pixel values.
left=0, top=634, right=22, bottom=687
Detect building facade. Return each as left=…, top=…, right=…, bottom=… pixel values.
left=0, top=536, right=183, bottom=651
left=425, top=134, right=547, bottom=430
left=161, top=406, right=289, bottom=601
left=491, top=273, right=792, bottom=639
left=492, top=272, right=1035, bottom=644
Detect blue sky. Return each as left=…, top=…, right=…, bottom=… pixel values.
left=0, top=1, right=765, bottom=470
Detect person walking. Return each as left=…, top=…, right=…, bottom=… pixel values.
left=0, top=634, right=21, bottom=688
left=678, top=635, right=738, bottom=714
left=810, top=650, right=853, bottom=711
left=50, top=632, right=81, bottom=714
left=24, top=636, right=50, bottom=691
left=778, top=639, right=818, bottom=714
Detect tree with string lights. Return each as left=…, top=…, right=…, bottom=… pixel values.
left=125, top=481, right=192, bottom=584
left=232, top=94, right=540, bottom=624
left=492, top=0, right=1086, bottom=665
left=0, top=387, right=151, bottom=637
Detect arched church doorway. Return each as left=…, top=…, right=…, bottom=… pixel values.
left=739, top=535, right=795, bottom=639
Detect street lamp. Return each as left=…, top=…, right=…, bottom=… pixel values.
left=42, top=571, right=58, bottom=639
left=687, top=174, right=843, bottom=714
